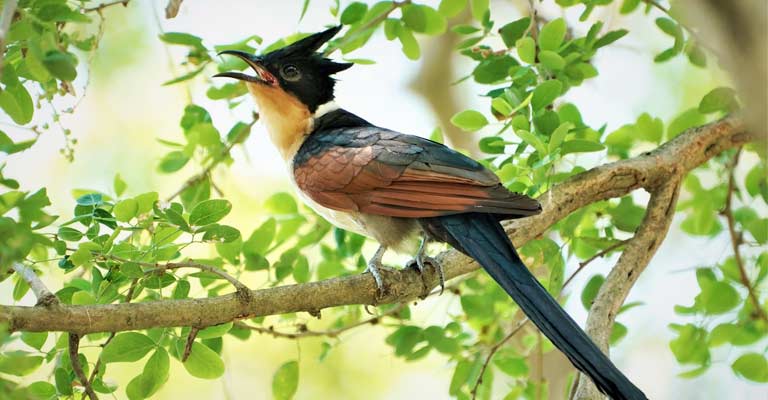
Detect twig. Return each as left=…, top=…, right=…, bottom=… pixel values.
left=11, top=263, right=59, bottom=307
left=323, top=0, right=411, bottom=57
left=165, top=117, right=257, bottom=202
left=84, top=279, right=139, bottom=399
left=470, top=317, right=529, bottom=399
left=640, top=0, right=718, bottom=55
left=102, top=254, right=251, bottom=300
left=235, top=303, right=407, bottom=339
left=83, top=0, right=130, bottom=13
left=182, top=327, right=199, bottom=361
left=69, top=333, right=98, bottom=400
left=722, top=149, right=768, bottom=322
left=574, top=178, right=681, bottom=399
left=0, top=0, right=18, bottom=75
left=165, top=0, right=183, bottom=18
left=562, top=239, right=629, bottom=289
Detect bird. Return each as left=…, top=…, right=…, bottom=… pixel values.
left=215, top=25, right=647, bottom=400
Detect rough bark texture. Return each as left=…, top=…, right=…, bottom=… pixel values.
left=1, top=116, right=748, bottom=336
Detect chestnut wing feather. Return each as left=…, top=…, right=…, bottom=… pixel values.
left=293, top=127, right=541, bottom=218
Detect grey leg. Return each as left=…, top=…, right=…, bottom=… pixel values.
left=408, top=236, right=445, bottom=295
left=364, top=245, right=388, bottom=292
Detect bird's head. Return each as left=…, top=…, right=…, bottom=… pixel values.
left=214, top=25, right=352, bottom=114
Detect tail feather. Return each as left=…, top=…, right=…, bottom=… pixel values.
left=434, top=213, right=647, bottom=400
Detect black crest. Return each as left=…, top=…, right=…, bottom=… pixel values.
left=260, top=26, right=353, bottom=112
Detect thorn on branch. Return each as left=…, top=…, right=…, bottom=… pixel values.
left=68, top=333, right=98, bottom=400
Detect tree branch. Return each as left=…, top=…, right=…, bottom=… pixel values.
left=11, top=263, right=59, bottom=307
left=574, top=178, right=682, bottom=399
left=0, top=116, right=749, bottom=334
left=0, top=0, right=17, bottom=75
left=69, top=333, right=98, bottom=400
left=722, top=149, right=768, bottom=322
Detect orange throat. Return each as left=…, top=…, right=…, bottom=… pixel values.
left=247, top=82, right=312, bottom=161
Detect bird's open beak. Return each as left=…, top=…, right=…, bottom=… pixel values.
left=213, top=50, right=277, bottom=86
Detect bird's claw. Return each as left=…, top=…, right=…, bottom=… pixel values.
left=407, top=255, right=445, bottom=297
left=364, top=261, right=386, bottom=295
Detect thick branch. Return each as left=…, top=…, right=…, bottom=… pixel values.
left=574, top=178, right=682, bottom=399
left=0, top=116, right=749, bottom=334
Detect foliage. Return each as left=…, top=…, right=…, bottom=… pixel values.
left=0, top=1, right=765, bottom=399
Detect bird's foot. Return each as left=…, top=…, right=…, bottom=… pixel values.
left=406, top=255, right=445, bottom=297
left=364, top=246, right=390, bottom=298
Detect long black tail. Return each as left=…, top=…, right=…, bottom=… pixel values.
left=430, top=213, right=647, bottom=400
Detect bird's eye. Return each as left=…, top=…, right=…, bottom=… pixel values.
left=280, top=64, right=301, bottom=81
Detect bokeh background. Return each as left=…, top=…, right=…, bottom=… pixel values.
left=1, top=0, right=765, bottom=399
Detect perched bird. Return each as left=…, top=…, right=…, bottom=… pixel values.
left=216, top=25, right=647, bottom=400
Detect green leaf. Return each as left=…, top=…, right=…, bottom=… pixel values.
left=0, top=353, right=43, bottom=376
left=698, top=87, right=738, bottom=114
left=531, top=80, right=563, bottom=111
left=198, top=323, right=234, bottom=339
left=158, top=151, right=190, bottom=173
left=114, top=199, right=138, bottom=222
left=201, top=224, right=241, bottom=243
left=474, top=56, right=518, bottom=84
left=189, top=199, right=232, bottom=226
left=396, top=25, right=420, bottom=60
left=610, top=322, right=628, bottom=345
left=69, top=248, right=92, bottom=267
left=265, top=193, right=297, bottom=214
left=159, top=32, right=204, bottom=48
left=539, top=50, right=565, bottom=70
left=732, top=353, right=768, bottom=383
left=516, top=37, right=536, bottom=64
left=42, top=51, right=77, bottom=81
left=561, top=139, right=605, bottom=155
left=101, top=333, right=156, bottom=363
left=491, top=97, right=513, bottom=116
left=451, top=110, right=488, bottom=132
left=114, top=174, right=128, bottom=196
left=183, top=342, right=225, bottom=379
left=135, top=192, right=159, bottom=214
left=272, top=360, right=299, bottom=400
left=746, top=219, right=768, bottom=244
left=494, top=356, right=529, bottom=377
left=21, top=332, right=47, bottom=350
left=581, top=274, right=604, bottom=310
left=669, top=323, right=710, bottom=365
left=77, top=193, right=104, bottom=206
left=479, top=136, right=505, bottom=154
left=439, top=0, right=467, bottom=18
left=594, top=29, right=628, bottom=49
left=667, top=108, right=705, bottom=139
left=27, top=381, right=57, bottom=399
left=340, top=2, right=368, bottom=25
left=402, top=5, right=446, bottom=35
left=470, top=0, right=489, bottom=21
left=548, top=122, right=573, bottom=152
left=0, top=85, right=33, bottom=124
left=539, top=18, right=566, bottom=51
left=620, top=0, right=641, bottom=14
left=499, top=17, right=530, bottom=48
left=515, top=130, right=547, bottom=155
left=58, top=226, right=83, bottom=241
left=126, top=348, right=170, bottom=399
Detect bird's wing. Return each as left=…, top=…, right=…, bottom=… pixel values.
left=293, top=127, right=542, bottom=218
